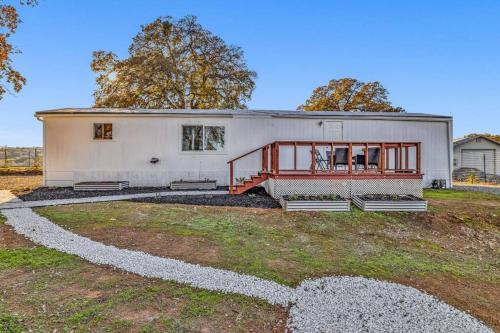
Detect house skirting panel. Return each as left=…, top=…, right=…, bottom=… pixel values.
left=266, top=178, right=423, bottom=199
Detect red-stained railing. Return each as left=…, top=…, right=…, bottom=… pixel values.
left=227, top=141, right=422, bottom=193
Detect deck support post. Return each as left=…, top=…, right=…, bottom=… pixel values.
left=405, top=146, right=409, bottom=171
left=275, top=142, right=280, bottom=174
left=229, top=161, right=234, bottom=193
left=311, top=143, right=316, bottom=174
left=348, top=143, right=353, bottom=174
left=364, top=143, right=369, bottom=171
left=294, top=142, right=297, bottom=171
left=416, top=142, right=421, bottom=174
left=398, top=143, right=403, bottom=171
left=262, top=145, right=269, bottom=172
left=380, top=143, right=385, bottom=174
left=330, top=143, right=334, bottom=172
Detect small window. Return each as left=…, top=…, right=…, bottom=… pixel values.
left=204, top=126, right=225, bottom=151
left=182, top=126, right=203, bottom=151
left=182, top=125, right=225, bottom=152
left=453, top=158, right=457, bottom=166
left=94, top=123, right=113, bottom=140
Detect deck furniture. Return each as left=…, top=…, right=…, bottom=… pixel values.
left=368, top=148, right=380, bottom=169
left=227, top=141, right=422, bottom=194
left=314, top=149, right=330, bottom=171
left=334, top=148, right=349, bottom=171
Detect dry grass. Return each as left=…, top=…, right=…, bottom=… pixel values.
left=0, top=174, right=43, bottom=194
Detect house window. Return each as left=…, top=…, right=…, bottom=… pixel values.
left=182, top=125, right=225, bottom=152
left=94, top=123, right=113, bottom=140
left=453, top=158, right=457, bottom=167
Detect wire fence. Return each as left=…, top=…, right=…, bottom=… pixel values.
left=0, top=147, right=43, bottom=169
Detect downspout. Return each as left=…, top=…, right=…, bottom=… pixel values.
left=35, top=115, right=47, bottom=186
left=447, top=118, right=453, bottom=188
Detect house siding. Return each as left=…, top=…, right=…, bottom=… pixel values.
left=42, top=114, right=452, bottom=187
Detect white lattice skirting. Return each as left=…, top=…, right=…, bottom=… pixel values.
left=266, top=178, right=423, bottom=199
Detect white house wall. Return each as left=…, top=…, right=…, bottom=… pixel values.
left=43, top=115, right=451, bottom=187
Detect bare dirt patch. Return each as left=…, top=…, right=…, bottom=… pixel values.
left=397, top=275, right=500, bottom=332
left=83, top=226, right=222, bottom=265
left=0, top=220, right=32, bottom=248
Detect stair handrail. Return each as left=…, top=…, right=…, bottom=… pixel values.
left=227, top=142, right=274, bottom=193
left=227, top=142, right=273, bottom=164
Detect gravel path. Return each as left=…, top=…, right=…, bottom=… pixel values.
left=288, top=277, right=492, bottom=333
left=1, top=199, right=493, bottom=332
left=0, top=190, right=228, bottom=209
left=1, top=207, right=293, bottom=306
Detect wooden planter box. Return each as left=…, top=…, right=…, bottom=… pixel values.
left=280, top=195, right=350, bottom=212
left=352, top=194, right=427, bottom=212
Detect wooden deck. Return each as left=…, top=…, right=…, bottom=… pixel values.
left=228, top=141, right=422, bottom=194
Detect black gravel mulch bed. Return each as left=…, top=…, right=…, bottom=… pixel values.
left=16, top=186, right=281, bottom=209
left=282, top=194, right=346, bottom=201
left=358, top=194, right=424, bottom=201
left=130, top=187, right=281, bottom=209
left=16, top=186, right=226, bottom=202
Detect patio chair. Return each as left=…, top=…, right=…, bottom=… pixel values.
left=355, top=148, right=380, bottom=170
left=315, top=149, right=329, bottom=171
left=334, top=148, right=349, bottom=170
left=368, top=148, right=380, bottom=169
left=355, top=154, right=365, bottom=170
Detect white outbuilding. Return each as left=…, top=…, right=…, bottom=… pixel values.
left=453, top=135, right=499, bottom=181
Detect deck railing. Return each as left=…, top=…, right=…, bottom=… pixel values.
left=227, top=141, right=421, bottom=190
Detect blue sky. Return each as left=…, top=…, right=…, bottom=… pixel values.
left=1, top=0, right=499, bottom=146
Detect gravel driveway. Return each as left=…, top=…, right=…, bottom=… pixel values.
left=1, top=198, right=493, bottom=332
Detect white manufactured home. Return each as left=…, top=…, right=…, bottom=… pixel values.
left=35, top=108, right=453, bottom=198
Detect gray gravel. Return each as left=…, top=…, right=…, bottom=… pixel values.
left=453, top=185, right=500, bottom=195
left=1, top=205, right=493, bottom=332
left=287, top=277, right=492, bottom=333
left=1, top=207, right=293, bottom=306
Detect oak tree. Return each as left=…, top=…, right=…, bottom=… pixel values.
left=91, top=16, right=256, bottom=109
left=0, top=0, right=37, bottom=100
left=298, top=78, right=404, bottom=112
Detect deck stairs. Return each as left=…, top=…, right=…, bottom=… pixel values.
left=230, top=172, right=269, bottom=194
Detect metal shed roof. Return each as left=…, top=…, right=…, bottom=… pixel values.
left=35, top=108, right=452, bottom=120
left=453, top=135, right=500, bottom=147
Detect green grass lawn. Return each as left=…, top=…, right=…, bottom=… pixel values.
left=0, top=213, right=285, bottom=333
left=34, top=190, right=499, bottom=286
left=1, top=189, right=499, bottom=332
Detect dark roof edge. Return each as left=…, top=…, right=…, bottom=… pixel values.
left=34, top=108, right=453, bottom=120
